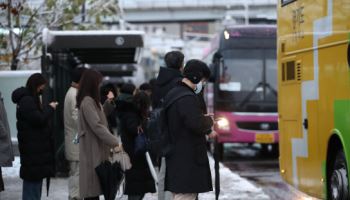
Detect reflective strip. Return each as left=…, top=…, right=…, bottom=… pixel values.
left=233, top=112, right=278, bottom=117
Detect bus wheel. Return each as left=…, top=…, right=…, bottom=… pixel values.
left=329, top=150, right=349, bottom=200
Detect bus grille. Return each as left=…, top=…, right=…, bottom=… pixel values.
left=236, top=122, right=278, bottom=131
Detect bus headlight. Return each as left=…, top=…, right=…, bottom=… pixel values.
left=217, top=117, right=230, bottom=131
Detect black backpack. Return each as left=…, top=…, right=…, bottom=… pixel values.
left=147, top=89, right=193, bottom=159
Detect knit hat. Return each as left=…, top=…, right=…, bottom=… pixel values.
left=183, top=59, right=206, bottom=84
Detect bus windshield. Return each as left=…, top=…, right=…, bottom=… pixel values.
left=217, top=48, right=277, bottom=112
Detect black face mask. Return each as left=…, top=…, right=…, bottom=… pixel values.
left=38, top=89, right=44, bottom=95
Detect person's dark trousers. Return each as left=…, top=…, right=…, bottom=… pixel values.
left=22, top=179, right=43, bottom=200
left=84, top=197, right=99, bottom=200
left=128, top=194, right=145, bottom=200
left=0, top=167, right=4, bottom=192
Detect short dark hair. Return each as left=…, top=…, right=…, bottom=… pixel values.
left=71, top=67, right=87, bottom=83
left=120, top=83, right=136, bottom=95
left=100, top=83, right=117, bottom=103
left=164, top=51, right=184, bottom=70
left=139, top=83, right=152, bottom=91
left=183, top=59, right=207, bottom=84
left=201, top=63, right=211, bottom=79
left=76, top=69, right=103, bottom=109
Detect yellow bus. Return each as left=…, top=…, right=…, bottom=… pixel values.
left=278, top=0, right=350, bottom=199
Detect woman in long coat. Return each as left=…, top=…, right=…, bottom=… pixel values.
left=116, top=88, right=155, bottom=200
left=77, top=69, right=120, bottom=200
left=12, top=73, right=58, bottom=200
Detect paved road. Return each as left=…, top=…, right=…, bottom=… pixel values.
left=222, top=144, right=320, bottom=200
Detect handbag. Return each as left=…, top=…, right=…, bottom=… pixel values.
left=134, top=126, right=148, bottom=155
left=110, top=149, right=132, bottom=171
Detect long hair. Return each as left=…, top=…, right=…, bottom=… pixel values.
left=76, top=69, right=103, bottom=109
left=133, top=91, right=151, bottom=120
left=26, top=73, right=47, bottom=110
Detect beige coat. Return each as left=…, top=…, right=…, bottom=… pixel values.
left=78, top=96, right=119, bottom=198
left=64, top=87, right=79, bottom=161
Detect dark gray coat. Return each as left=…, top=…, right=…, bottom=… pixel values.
left=0, top=92, right=14, bottom=167
left=164, top=83, right=213, bottom=193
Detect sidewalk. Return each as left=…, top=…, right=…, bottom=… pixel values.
left=1, top=156, right=269, bottom=200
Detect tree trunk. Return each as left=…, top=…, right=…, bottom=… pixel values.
left=10, top=57, right=18, bottom=70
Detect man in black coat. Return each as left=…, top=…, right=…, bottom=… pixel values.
left=152, top=51, right=184, bottom=108
left=164, top=59, right=217, bottom=200
left=152, top=51, right=184, bottom=200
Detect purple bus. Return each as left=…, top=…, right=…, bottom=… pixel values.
left=203, top=25, right=278, bottom=158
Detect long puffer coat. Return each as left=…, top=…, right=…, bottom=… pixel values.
left=12, top=87, right=55, bottom=181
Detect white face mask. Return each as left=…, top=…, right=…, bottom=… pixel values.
left=194, top=81, right=203, bottom=94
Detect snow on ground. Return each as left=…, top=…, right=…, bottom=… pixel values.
left=198, top=155, right=269, bottom=200
left=2, top=156, right=269, bottom=200
left=2, top=157, right=20, bottom=178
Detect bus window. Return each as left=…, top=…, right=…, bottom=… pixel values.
left=219, top=49, right=264, bottom=95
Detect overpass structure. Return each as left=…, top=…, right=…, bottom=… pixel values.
left=120, top=0, right=277, bottom=23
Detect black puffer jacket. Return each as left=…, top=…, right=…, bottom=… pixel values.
left=152, top=67, right=183, bottom=108
left=115, top=94, right=156, bottom=195
left=12, top=87, right=55, bottom=181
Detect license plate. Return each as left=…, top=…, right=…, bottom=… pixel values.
left=255, top=133, right=274, bottom=144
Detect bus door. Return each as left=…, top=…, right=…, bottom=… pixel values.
left=279, top=56, right=321, bottom=194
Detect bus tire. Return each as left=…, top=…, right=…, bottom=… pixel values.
left=328, top=150, right=349, bottom=200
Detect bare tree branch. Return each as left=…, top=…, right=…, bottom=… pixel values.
left=21, top=32, right=41, bottom=48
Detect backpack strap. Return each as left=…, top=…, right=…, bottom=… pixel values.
left=164, top=90, right=193, bottom=110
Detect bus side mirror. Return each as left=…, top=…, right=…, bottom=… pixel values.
left=208, top=63, right=216, bottom=82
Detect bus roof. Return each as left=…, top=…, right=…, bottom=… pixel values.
left=223, top=25, right=276, bottom=39
left=203, top=25, right=276, bottom=58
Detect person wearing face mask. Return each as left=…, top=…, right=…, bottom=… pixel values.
left=163, top=59, right=217, bottom=200
left=12, top=73, right=58, bottom=200
left=195, top=63, right=211, bottom=115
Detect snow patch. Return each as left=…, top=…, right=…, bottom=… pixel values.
left=2, top=157, right=20, bottom=178
left=198, top=154, right=270, bottom=200
left=2, top=155, right=269, bottom=200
